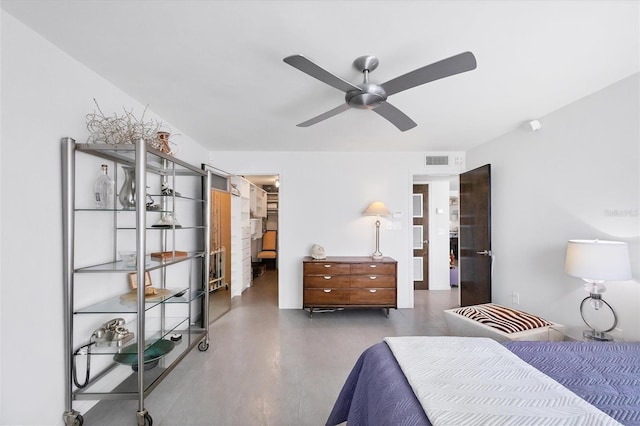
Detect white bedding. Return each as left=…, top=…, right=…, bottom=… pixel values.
left=384, top=336, right=621, bottom=426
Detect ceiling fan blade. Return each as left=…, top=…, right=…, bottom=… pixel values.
left=284, top=54, right=361, bottom=93
left=381, top=51, right=477, bottom=96
left=297, top=103, right=351, bottom=127
left=372, top=102, right=417, bottom=132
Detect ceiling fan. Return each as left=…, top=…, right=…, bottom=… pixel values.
left=283, top=51, right=477, bottom=132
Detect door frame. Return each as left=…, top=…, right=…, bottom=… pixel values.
left=409, top=172, right=461, bottom=307
left=412, top=184, right=429, bottom=290
left=230, top=172, right=281, bottom=301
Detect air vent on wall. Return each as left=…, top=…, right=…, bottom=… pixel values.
left=425, top=155, right=449, bottom=166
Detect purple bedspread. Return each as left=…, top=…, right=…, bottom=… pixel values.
left=326, top=340, right=640, bottom=426
left=326, top=342, right=431, bottom=426
left=504, top=341, right=640, bottom=425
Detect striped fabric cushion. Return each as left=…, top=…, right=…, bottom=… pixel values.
left=452, top=303, right=552, bottom=334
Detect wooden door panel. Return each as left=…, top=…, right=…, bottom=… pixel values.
left=459, top=164, right=492, bottom=306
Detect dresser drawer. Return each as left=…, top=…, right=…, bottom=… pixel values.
left=350, top=288, right=396, bottom=305
left=304, top=289, right=350, bottom=305
left=304, top=275, right=350, bottom=288
left=350, top=275, right=396, bottom=288
left=350, top=263, right=396, bottom=275
left=304, top=262, right=351, bottom=275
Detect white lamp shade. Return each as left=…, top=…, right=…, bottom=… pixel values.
left=565, top=239, right=632, bottom=281
left=363, top=201, right=391, bottom=216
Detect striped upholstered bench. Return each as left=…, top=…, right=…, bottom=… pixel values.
left=444, top=303, right=563, bottom=342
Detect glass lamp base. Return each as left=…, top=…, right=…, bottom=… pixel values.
left=582, top=329, right=614, bottom=341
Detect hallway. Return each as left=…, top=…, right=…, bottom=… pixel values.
left=84, top=270, right=459, bottom=425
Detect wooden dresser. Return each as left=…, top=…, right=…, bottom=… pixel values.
left=302, top=256, right=397, bottom=317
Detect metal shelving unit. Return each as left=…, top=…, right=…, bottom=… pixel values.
left=62, top=137, right=211, bottom=426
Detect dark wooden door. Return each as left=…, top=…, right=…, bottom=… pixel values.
left=459, top=165, right=492, bottom=306
left=413, top=184, right=429, bottom=290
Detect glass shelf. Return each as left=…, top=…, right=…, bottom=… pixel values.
left=75, top=287, right=205, bottom=314
left=75, top=143, right=206, bottom=177
left=115, top=226, right=206, bottom=231
left=89, top=317, right=190, bottom=355
left=147, top=194, right=206, bottom=203
left=73, top=327, right=207, bottom=400
left=76, top=207, right=172, bottom=214
left=74, top=252, right=204, bottom=273
left=76, top=194, right=206, bottom=211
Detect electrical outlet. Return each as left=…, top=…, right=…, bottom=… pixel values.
left=512, top=291, right=520, bottom=305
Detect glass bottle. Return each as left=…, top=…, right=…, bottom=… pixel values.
left=94, top=164, right=114, bottom=209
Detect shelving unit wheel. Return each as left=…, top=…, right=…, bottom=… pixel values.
left=136, top=410, right=152, bottom=426
left=198, top=339, right=210, bottom=351
left=63, top=411, right=83, bottom=426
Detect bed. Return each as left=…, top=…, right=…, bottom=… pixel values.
left=326, top=337, right=640, bottom=426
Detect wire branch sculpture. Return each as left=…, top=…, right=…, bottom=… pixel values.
left=86, top=99, right=171, bottom=150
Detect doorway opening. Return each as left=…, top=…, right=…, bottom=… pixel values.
left=224, top=174, right=280, bottom=307
left=412, top=174, right=460, bottom=306
left=412, top=164, right=493, bottom=309
left=243, top=174, right=280, bottom=275
left=205, top=170, right=282, bottom=324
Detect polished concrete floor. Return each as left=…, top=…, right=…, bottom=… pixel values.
left=83, top=270, right=459, bottom=425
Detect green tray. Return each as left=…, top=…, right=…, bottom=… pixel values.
left=113, top=339, right=175, bottom=370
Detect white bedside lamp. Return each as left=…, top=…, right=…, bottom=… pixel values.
left=363, top=201, right=391, bottom=260
left=564, top=239, right=632, bottom=341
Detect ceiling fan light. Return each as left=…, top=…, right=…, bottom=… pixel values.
left=347, top=93, right=385, bottom=109
left=345, top=84, right=387, bottom=109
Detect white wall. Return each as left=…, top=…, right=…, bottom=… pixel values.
left=0, top=13, right=209, bottom=425
left=209, top=151, right=462, bottom=309
left=466, top=73, right=640, bottom=341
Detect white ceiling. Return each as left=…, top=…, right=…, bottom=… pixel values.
left=2, top=1, right=639, bottom=152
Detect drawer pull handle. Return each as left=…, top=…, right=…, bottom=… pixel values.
left=369, top=276, right=377, bottom=280
left=323, top=276, right=332, bottom=280
left=369, top=289, right=377, bottom=293
left=369, top=264, right=377, bottom=268
left=323, top=289, right=332, bottom=293
left=324, top=264, right=332, bottom=268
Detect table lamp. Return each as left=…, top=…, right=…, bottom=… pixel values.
left=564, top=239, right=632, bottom=341
left=363, top=201, right=391, bottom=260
